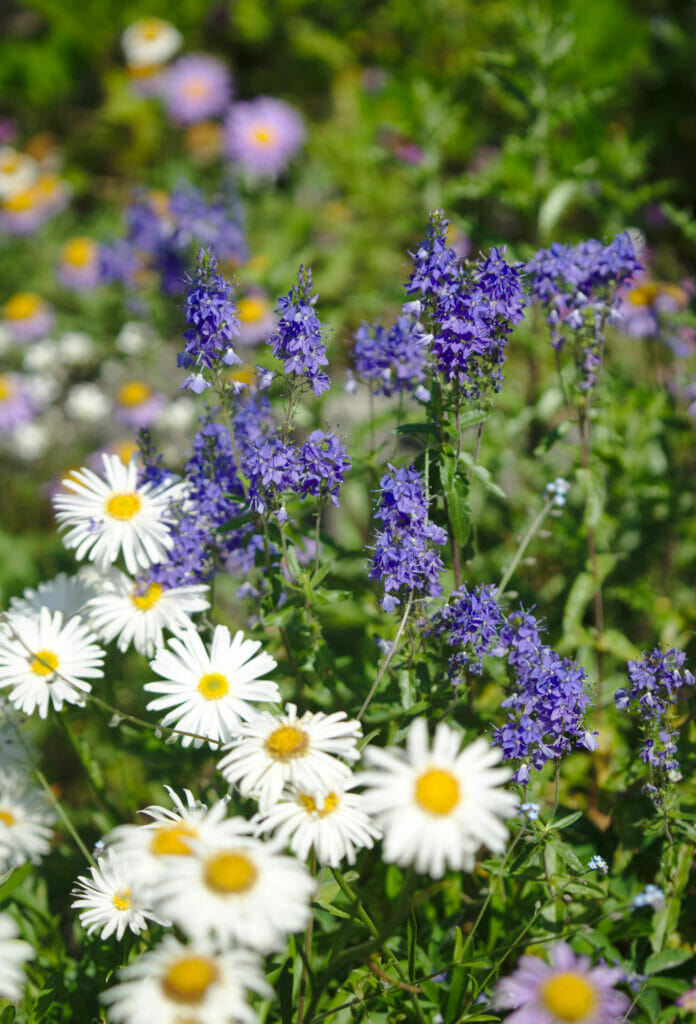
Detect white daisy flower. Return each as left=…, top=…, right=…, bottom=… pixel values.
left=121, top=18, right=183, bottom=69
left=71, top=848, right=167, bottom=940
left=52, top=453, right=186, bottom=576
left=359, top=718, right=518, bottom=878
left=0, top=608, right=105, bottom=718
left=86, top=569, right=209, bottom=657
left=105, top=787, right=232, bottom=884
left=0, top=771, right=54, bottom=871
left=150, top=819, right=315, bottom=952
left=145, top=627, right=279, bottom=748
left=9, top=570, right=98, bottom=621
left=0, top=147, right=37, bottom=200
left=217, top=703, right=362, bottom=812
left=0, top=913, right=33, bottom=1002
left=102, top=936, right=270, bottom=1024
left=255, top=781, right=381, bottom=867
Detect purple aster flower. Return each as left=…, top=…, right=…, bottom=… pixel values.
left=268, top=266, right=330, bottom=396
left=429, top=584, right=504, bottom=678
left=1, top=292, right=54, bottom=342
left=493, top=942, right=630, bottom=1024
left=352, top=308, right=431, bottom=397
left=297, top=430, right=350, bottom=506
left=160, top=53, right=233, bottom=125
left=178, top=248, right=240, bottom=389
left=57, top=237, right=102, bottom=292
left=493, top=609, right=596, bottom=780
left=614, top=647, right=694, bottom=778
left=224, top=96, right=306, bottom=177
left=113, top=380, right=167, bottom=430
left=0, top=373, right=36, bottom=432
left=369, top=464, right=447, bottom=612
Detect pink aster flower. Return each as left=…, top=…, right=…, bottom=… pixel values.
left=224, top=97, right=306, bottom=178
left=161, top=54, right=232, bottom=125
left=493, top=943, right=630, bottom=1024
left=57, top=237, right=101, bottom=292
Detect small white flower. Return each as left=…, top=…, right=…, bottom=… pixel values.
left=9, top=570, right=98, bottom=621
left=64, top=383, right=111, bottom=423
left=58, top=331, right=94, bottom=365
left=115, top=321, right=151, bottom=356
left=255, top=781, right=381, bottom=867
left=0, top=147, right=37, bottom=200
left=71, top=848, right=167, bottom=940
left=13, top=422, right=49, bottom=460
left=149, top=818, right=315, bottom=952
left=0, top=771, right=54, bottom=871
left=22, top=338, right=59, bottom=373
left=102, top=936, right=270, bottom=1024
left=121, top=18, right=182, bottom=68
left=86, top=570, right=209, bottom=657
left=145, top=627, right=279, bottom=748
left=217, top=703, right=362, bottom=812
left=0, top=608, right=104, bottom=718
left=158, top=396, right=196, bottom=433
left=359, top=718, right=517, bottom=878
left=106, top=787, right=231, bottom=885
left=53, top=453, right=186, bottom=575
left=0, top=912, right=33, bottom=1002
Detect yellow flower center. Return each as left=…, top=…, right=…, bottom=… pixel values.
left=31, top=649, right=59, bottom=677
left=105, top=492, right=142, bottom=520
left=4, top=292, right=41, bottom=320
left=149, top=822, right=198, bottom=856
left=0, top=155, right=19, bottom=174
left=197, top=672, right=230, bottom=700
left=62, top=237, right=95, bottom=267
left=238, top=296, right=268, bottom=324
left=117, top=380, right=151, bottom=407
left=3, top=187, right=35, bottom=212
left=0, top=810, right=15, bottom=827
left=414, top=768, right=460, bottom=816
left=113, top=440, right=139, bottom=465
left=540, top=973, right=596, bottom=1022
left=112, top=888, right=132, bottom=911
left=265, top=724, right=309, bottom=760
left=252, top=125, right=275, bottom=146
left=36, top=174, right=60, bottom=199
left=0, top=375, right=13, bottom=401
left=161, top=955, right=219, bottom=1004
left=204, top=850, right=258, bottom=894
left=140, top=19, right=164, bottom=41
left=299, top=791, right=341, bottom=817
left=184, top=78, right=210, bottom=99
left=131, top=582, right=163, bottom=611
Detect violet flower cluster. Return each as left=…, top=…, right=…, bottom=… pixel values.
left=244, top=429, right=350, bottom=519
left=369, top=464, right=447, bottom=613
left=615, top=647, right=694, bottom=779
left=526, top=233, right=642, bottom=390
left=267, top=267, right=330, bottom=396
left=178, top=248, right=240, bottom=392
left=407, top=211, right=526, bottom=398
left=351, top=308, right=431, bottom=398
left=429, top=584, right=503, bottom=677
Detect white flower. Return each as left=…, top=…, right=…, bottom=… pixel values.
left=86, top=570, right=209, bottom=657
left=53, top=453, right=186, bottom=575
left=0, top=147, right=37, bottom=200
left=12, top=422, right=48, bottom=460
left=0, top=608, right=104, bottom=718
left=149, top=818, right=315, bottom=952
left=145, top=627, right=279, bottom=748
left=359, top=718, right=517, bottom=878
left=71, top=849, right=167, bottom=940
left=57, top=331, right=94, bottom=365
left=255, top=781, right=381, bottom=867
left=0, top=913, right=33, bottom=1002
left=9, top=570, right=98, bottom=621
left=102, top=937, right=270, bottom=1024
left=121, top=18, right=182, bottom=68
left=217, top=703, right=361, bottom=812
left=22, top=338, right=59, bottom=374
left=64, top=383, right=111, bottom=423
left=0, top=771, right=54, bottom=871
left=105, top=787, right=231, bottom=885
left=115, top=321, right=152, bottom=355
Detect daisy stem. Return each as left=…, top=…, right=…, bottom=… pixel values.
left=297, top=850, right=317, bottom=1024
left=212, top=368, right=249, bottom=499
left=358, top=592, right=413, bottom=719
left=332, top=869, right=427, bottom=1023
left=34, top=767, right=95, bottom=866
left=496, top=497, right=553, bottom=599
left=54, top=712, right=121, bottom=822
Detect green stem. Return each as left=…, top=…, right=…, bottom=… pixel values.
left=497, top=498, right=553, bottom=598
left=297, top=850, right=317, bottom=1024
left=358, top=592, right=413, bottom=719
left=36, top=767, right=94, bottom=866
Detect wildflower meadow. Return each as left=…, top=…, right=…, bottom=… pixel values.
left=0, top=2, right=695, bottom=1022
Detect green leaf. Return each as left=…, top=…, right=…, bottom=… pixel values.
left=395, top=421, right=441, bottom=439
left=563, top=555, right=618, bottom=636
left=547, top=811, right=583, bottom=831
left=538, top=180, right=582, bottom=237
left=533, top=419, right=572, bottom=456
left=277, top=957, right=294, bottom=1024
left=457, top=452, right=506, bottom=499
left=644, top=948, right=694, bottom=974
left=576, top=467, right=605, bottom=528
left=0, top=863, right=31, bottom=903
left=636, top=985, right=661, bottom=1022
